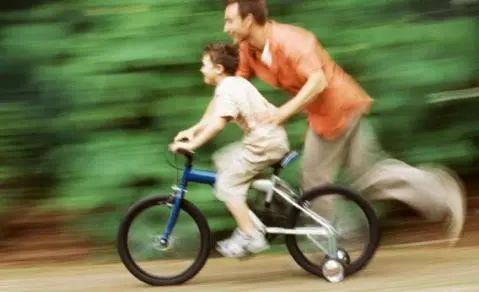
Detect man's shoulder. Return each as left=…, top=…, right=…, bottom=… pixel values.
left=270, top=20, right=317, bottom=44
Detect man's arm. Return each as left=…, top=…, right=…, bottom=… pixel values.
left=275, top=69, right=327, bottom=124
left=273, top=34, right=329, bottom=125
left=235, top=43, right=255, bottom=80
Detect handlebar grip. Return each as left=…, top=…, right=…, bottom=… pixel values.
left=176, top=147, right=194, bottom=166
left=176, top=147, right=193, bottom=156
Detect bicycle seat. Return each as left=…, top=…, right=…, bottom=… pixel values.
left=273, top=151, right=299, bottom=169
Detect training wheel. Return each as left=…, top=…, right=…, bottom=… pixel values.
left=336, top=248, right=351, bottom=265
left=322, top=259, right=345, bottom=283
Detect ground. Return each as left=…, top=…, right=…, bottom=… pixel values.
left=2, top=211, right=479, bottom=291
left=1, top=187, right=478, bottom=291
left=1, top=246, right=479, bottom=292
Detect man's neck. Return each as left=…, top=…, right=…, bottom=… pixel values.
left=247, top=23, right=269, bottom=52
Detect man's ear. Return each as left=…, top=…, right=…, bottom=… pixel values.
left=244, top=13, right=254, bottom=28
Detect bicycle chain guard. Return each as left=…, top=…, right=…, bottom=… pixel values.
left=248, top=189, right=290, bottom=228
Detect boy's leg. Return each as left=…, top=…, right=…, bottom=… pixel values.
left=225, top=199, right=259, bottom=236
left=218, top=199, right=270, bottom=257
left=213, top=143, right=286, bottom=257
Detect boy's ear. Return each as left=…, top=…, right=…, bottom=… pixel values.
left=215, top=64, right=225, bottom=75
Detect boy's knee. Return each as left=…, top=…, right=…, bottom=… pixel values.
left=214, top=190, right=247, bottom=204
left=214, top=181, right=248, bottom=203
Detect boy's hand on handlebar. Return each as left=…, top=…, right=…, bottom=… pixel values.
left=168, top=141, right=194, bottom=154
left=174, top=129, right=195, bottom=142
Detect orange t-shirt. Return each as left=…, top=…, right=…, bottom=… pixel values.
left=236, top=20, right=373, bottom=140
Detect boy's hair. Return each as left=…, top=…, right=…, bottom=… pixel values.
left=203, top=43, right=239, bottom=76
left=224, top=0, right=268, bottom=26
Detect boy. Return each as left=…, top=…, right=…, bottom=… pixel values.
left=169, top=42, right=290, bottom=258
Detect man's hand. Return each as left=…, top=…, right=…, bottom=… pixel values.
left=174, top=129, right=195, bottom=142
left=258, top=108, right=289, bottom=126
left=168, top=141, right=194, bottom=154
left=259, top=70, right=328, bottom=126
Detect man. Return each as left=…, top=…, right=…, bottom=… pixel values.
left=222, top=0, right=466, bottom=246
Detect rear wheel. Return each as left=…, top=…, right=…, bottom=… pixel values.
left=285, top=185, right=380, bottom=279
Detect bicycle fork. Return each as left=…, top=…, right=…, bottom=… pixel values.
left=158, top=185, right=185, bottom=247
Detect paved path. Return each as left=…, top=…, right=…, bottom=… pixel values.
left=2, top=204, right=479, bottom=292
left=1, top=245, right=479, bottom=292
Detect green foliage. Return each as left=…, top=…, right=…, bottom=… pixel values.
left=0, top=0, right=477, bottom=253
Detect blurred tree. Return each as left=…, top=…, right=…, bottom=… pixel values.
left=0, top=0, right=476, bottom=258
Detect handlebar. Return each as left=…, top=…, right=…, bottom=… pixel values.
left=174, top=148, right=194, bottom=166
left=171, top=137, right=194, bottom=166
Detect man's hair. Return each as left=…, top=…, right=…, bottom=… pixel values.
left=224, top=0, right=268, bottom=25
left=203, top=43, right=239, bottom=76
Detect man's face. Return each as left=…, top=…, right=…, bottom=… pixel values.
left=200, top=54, right=220, bottom=85
left=223, top=3, right=251, bottom=44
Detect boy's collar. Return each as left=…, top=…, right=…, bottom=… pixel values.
left=215, top=75, right=233, bottom=88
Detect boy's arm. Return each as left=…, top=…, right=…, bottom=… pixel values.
left=190, top=98, right=216, bottom=134
left=189, top=90, right=238, bottom=150
left=172, top=90, right=238, bottom=152
left=188, top=116, right=230, bottom=151
left=175, top=98, right=215, bottom=142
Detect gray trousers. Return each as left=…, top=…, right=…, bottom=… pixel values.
left=301, top=117, right=448, bottom=222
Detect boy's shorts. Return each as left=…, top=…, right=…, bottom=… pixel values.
left=212, top=141, right=289, bottom=203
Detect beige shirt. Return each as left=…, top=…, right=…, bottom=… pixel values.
left=212, top=76, right=290, bottom=157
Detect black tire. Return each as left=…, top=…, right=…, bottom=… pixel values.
left=285, top=185, right=380, bottom=278
left=117, top=195, right=212, bottom=286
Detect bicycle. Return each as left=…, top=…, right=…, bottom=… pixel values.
left=116, top=147, right=380, bottom=286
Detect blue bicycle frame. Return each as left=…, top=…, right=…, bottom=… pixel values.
left=160, top=151, right=215, bottom=242
left=158, top=149, right=300, bottom=244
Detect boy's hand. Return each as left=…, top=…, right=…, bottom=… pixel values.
left=174, top=129, right=195, bottom=142
left=168, top=141, right=194, bottom=154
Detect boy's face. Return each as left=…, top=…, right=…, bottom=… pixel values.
left=200, top=54, right=222, bottom=85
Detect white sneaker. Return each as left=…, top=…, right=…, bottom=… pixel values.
left=420, top=165, right=467, bottom=247
left=216, top=228, right=270, bottom=258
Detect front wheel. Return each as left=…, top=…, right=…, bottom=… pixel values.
left=117, top=195, right=212, bottom=286
left=285, top=185, right=380, bottom=279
